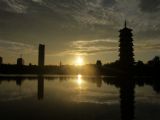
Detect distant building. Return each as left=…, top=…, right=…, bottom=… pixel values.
left=38, top=44, right=45, bottom=67
left=0, top=57, right=2, bottom=65
left=17, top=58, right=24, bottom=66
left=96, top=60, right=102, bottom=67
left=60, top=61, right=62, bottom=67
left=119, top=21, right=134, bottom=68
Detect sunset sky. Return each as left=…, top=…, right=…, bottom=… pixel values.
left=0, top=0, right=160, bottom=65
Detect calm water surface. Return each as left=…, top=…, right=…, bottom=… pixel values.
left=0, top=75, right=160, bottom=120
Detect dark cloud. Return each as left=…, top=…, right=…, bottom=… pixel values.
left=102, top=0, right=116, bottom=7
left=139, top=0, right=160, bottom=13
left=136, top=29, right=160, bottom=41
left=0, top=0, right=117, bottom=47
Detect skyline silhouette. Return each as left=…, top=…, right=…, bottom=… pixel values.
left=0, top=21, right=160, bottom=76
left=0, top=0, right=160, bottom=65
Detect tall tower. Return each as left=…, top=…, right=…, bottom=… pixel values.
left=0, top=56, right=3, bottom=65
left=119, top=21, right=134, bottom=68
left=38, top=44, right=45, bottom=67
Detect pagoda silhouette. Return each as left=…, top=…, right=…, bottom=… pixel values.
left=119, top=21, right=134, bottom=69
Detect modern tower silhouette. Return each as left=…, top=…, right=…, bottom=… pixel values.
left=0, top=56, right=2, bottom=65
left=119, top=21, right=134, bottom=68
left=38, top=44, right=45, bottom=67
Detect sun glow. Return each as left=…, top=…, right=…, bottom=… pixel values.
left=75, top=56, right=84, bottom=66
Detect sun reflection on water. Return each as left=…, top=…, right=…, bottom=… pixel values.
left=76, top=74, right=84, bottom=90
left=77, top=74, right=82, bottom=85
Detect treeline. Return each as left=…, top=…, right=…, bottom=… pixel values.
left=0, top=64, right=99, bottom=75
left=102, top=56, right=160, bottom=76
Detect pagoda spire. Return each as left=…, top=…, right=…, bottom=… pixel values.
left=124, top=20, right=127, bottom=28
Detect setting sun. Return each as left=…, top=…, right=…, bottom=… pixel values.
left=75, top=56, right=84, bottom=66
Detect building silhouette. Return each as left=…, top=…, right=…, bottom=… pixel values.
left=0, top=56, right=2, bottom=65
left=38, top=44, right=45, bottom=67
left=96, top=60, right=102, bottom=67
left=60, top=61, right=62, bottom=67
left=119, top=21, right=134, bottom=68
left=17, top=57, right=24, bottom=66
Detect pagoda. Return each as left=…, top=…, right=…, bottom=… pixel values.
left=119, top=21, right=134, bottom=68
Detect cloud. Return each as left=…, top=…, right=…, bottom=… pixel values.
left=58, top=39, right=160, bottom=56
left=59, top=39, right=118, bottom=56
left=0, top=0, right=160, bottom=33
left=0, top=0, right=27, bottom=13
left=135, top=41, right=160, bottom=51
left=102, top=0, right=116, bottom=7
left=47, top=37, right=160, bottom=57
left=32, top=0, right=43, bottom=3
left=139, top=0, right=160, bottom=13
left=0, top=40, right=37, bottom=54
left=63, top=47, right=117, bottom=55
left=72, top=39, right=117, bottom=48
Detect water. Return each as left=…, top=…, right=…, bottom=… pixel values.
left=0, top=75, right=160, bottom=120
